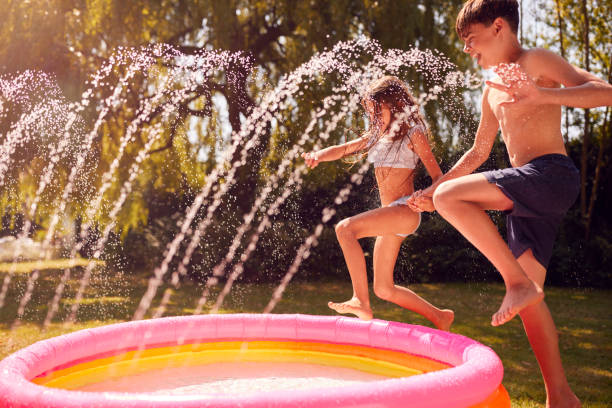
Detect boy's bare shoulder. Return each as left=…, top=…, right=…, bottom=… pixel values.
left=519, top=47, right=599, bottom=87
left=481, top=81, right=494, bottom=99
left=520, top=48, right=566, bottom=67
left=519, top=48, right=566, bottom=83
left=521, top=47, right=559, bottom=60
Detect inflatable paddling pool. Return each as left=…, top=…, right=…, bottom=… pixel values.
left=0, top=314, right=510, bottom=407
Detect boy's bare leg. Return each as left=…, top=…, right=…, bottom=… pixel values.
left=329, top=205, right=422, bottom=320
left=372, top=234, right=454, bottom=330
left=433, top=174, right=544, bottom=326
left=517, top=250, right=581, bottom=408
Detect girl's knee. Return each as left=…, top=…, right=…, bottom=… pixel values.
left=373, top=282, right=394, bottom=301
left=335, top=218, right=355, bottom=240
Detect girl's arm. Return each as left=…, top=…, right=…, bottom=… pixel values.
left=410, top=128, right=442, bottom=182
left=301, top=136, right=368, bottom=169
left=407, top=127, right=442, bottom=212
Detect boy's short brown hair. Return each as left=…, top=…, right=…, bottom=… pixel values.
left=456, top=0, right=520, bottom=39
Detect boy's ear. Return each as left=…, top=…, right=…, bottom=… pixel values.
left=492, top=17, right=505, bottom=35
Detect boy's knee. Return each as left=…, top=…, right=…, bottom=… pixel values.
left=335, top=218, right=354, bottom=240
left=373, top=283, right=393, bottom=301
left=432, top=181, right=455, bottom=212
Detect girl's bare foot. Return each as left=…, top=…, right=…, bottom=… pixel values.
left=328, top=298, right=373, bottom=320
left=492, top=281, right=544, bottom=326
left=435, top=309, right=455, bottom=331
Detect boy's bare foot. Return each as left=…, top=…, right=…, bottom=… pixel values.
left=547, top=389, right=581, bottom=408
left=328, top=298, right=373, bottom=320
left=492, top=281, right=544, bottom=326
left=435, top=309, right=455, bottom=331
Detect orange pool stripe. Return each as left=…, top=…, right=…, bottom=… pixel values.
left=33, top=340, right=450, bottom=388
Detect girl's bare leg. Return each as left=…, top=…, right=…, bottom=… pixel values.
left=517, top=250, right=581, bottom=408
left=372, top=234, right=454, bottom=330
left=330, top=204, right=451, bottom=325
left=330, top=212, right=374, bottom=320
left=433, top=174, right=544, bottom=326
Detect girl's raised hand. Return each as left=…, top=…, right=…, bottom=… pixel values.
left=301, top=151, right=321, bottom=169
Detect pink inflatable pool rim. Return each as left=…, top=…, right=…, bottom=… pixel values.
left=0, top=314, right=504, bottom=407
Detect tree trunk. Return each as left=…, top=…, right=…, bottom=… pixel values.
left=584, top=109, right=610, bottom=240
left=579, top=0, right=590, bottom=220
left=519, top=0, right=523, bottom=43
left=225, top=64, right=270, bottom=216
left=555, top=0, right=570, bottom=143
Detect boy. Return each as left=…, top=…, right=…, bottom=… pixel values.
left=408, top=0, right=612, bottom=407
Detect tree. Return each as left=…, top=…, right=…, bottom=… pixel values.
left=2, top=0, right=472, bottom=229
left=542, top=0, right=611, bottom=240
left=1, top=1, right=507, bottom=286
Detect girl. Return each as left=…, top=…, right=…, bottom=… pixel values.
left=301, top=76, right=454, bottom=331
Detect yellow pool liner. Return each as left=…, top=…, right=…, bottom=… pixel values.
left=31, top=340, right=509, bottom=407
left=33, top=340, right=449, bottom=389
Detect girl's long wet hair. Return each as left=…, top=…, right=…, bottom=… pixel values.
left=364, top=75, right=427, bottom=146
left=344, top=76, right=429, bottom=162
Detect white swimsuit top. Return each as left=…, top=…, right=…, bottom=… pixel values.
left=367, top=125, right=423, bottom=169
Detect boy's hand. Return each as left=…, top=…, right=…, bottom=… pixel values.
left=301, top=151, right=321, bottom=169
left=408, top=189, right=435, bottom=213
left=487, top=63, right=543, bottom=107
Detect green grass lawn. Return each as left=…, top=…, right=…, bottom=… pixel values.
left=0, top=258, right=105, bottom=273
left=1, top=269, right=610, bottom=407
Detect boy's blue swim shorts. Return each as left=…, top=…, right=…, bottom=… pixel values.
left=483, top=154, right=580, bottom=268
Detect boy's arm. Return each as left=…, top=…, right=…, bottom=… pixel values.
left=301, top=136, right=368, bottom=169
left=488, top=49, right=612, bottom=109
left=427, top=86, right=498, bottom=192
left=407, top=87, right=498, bottom=211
